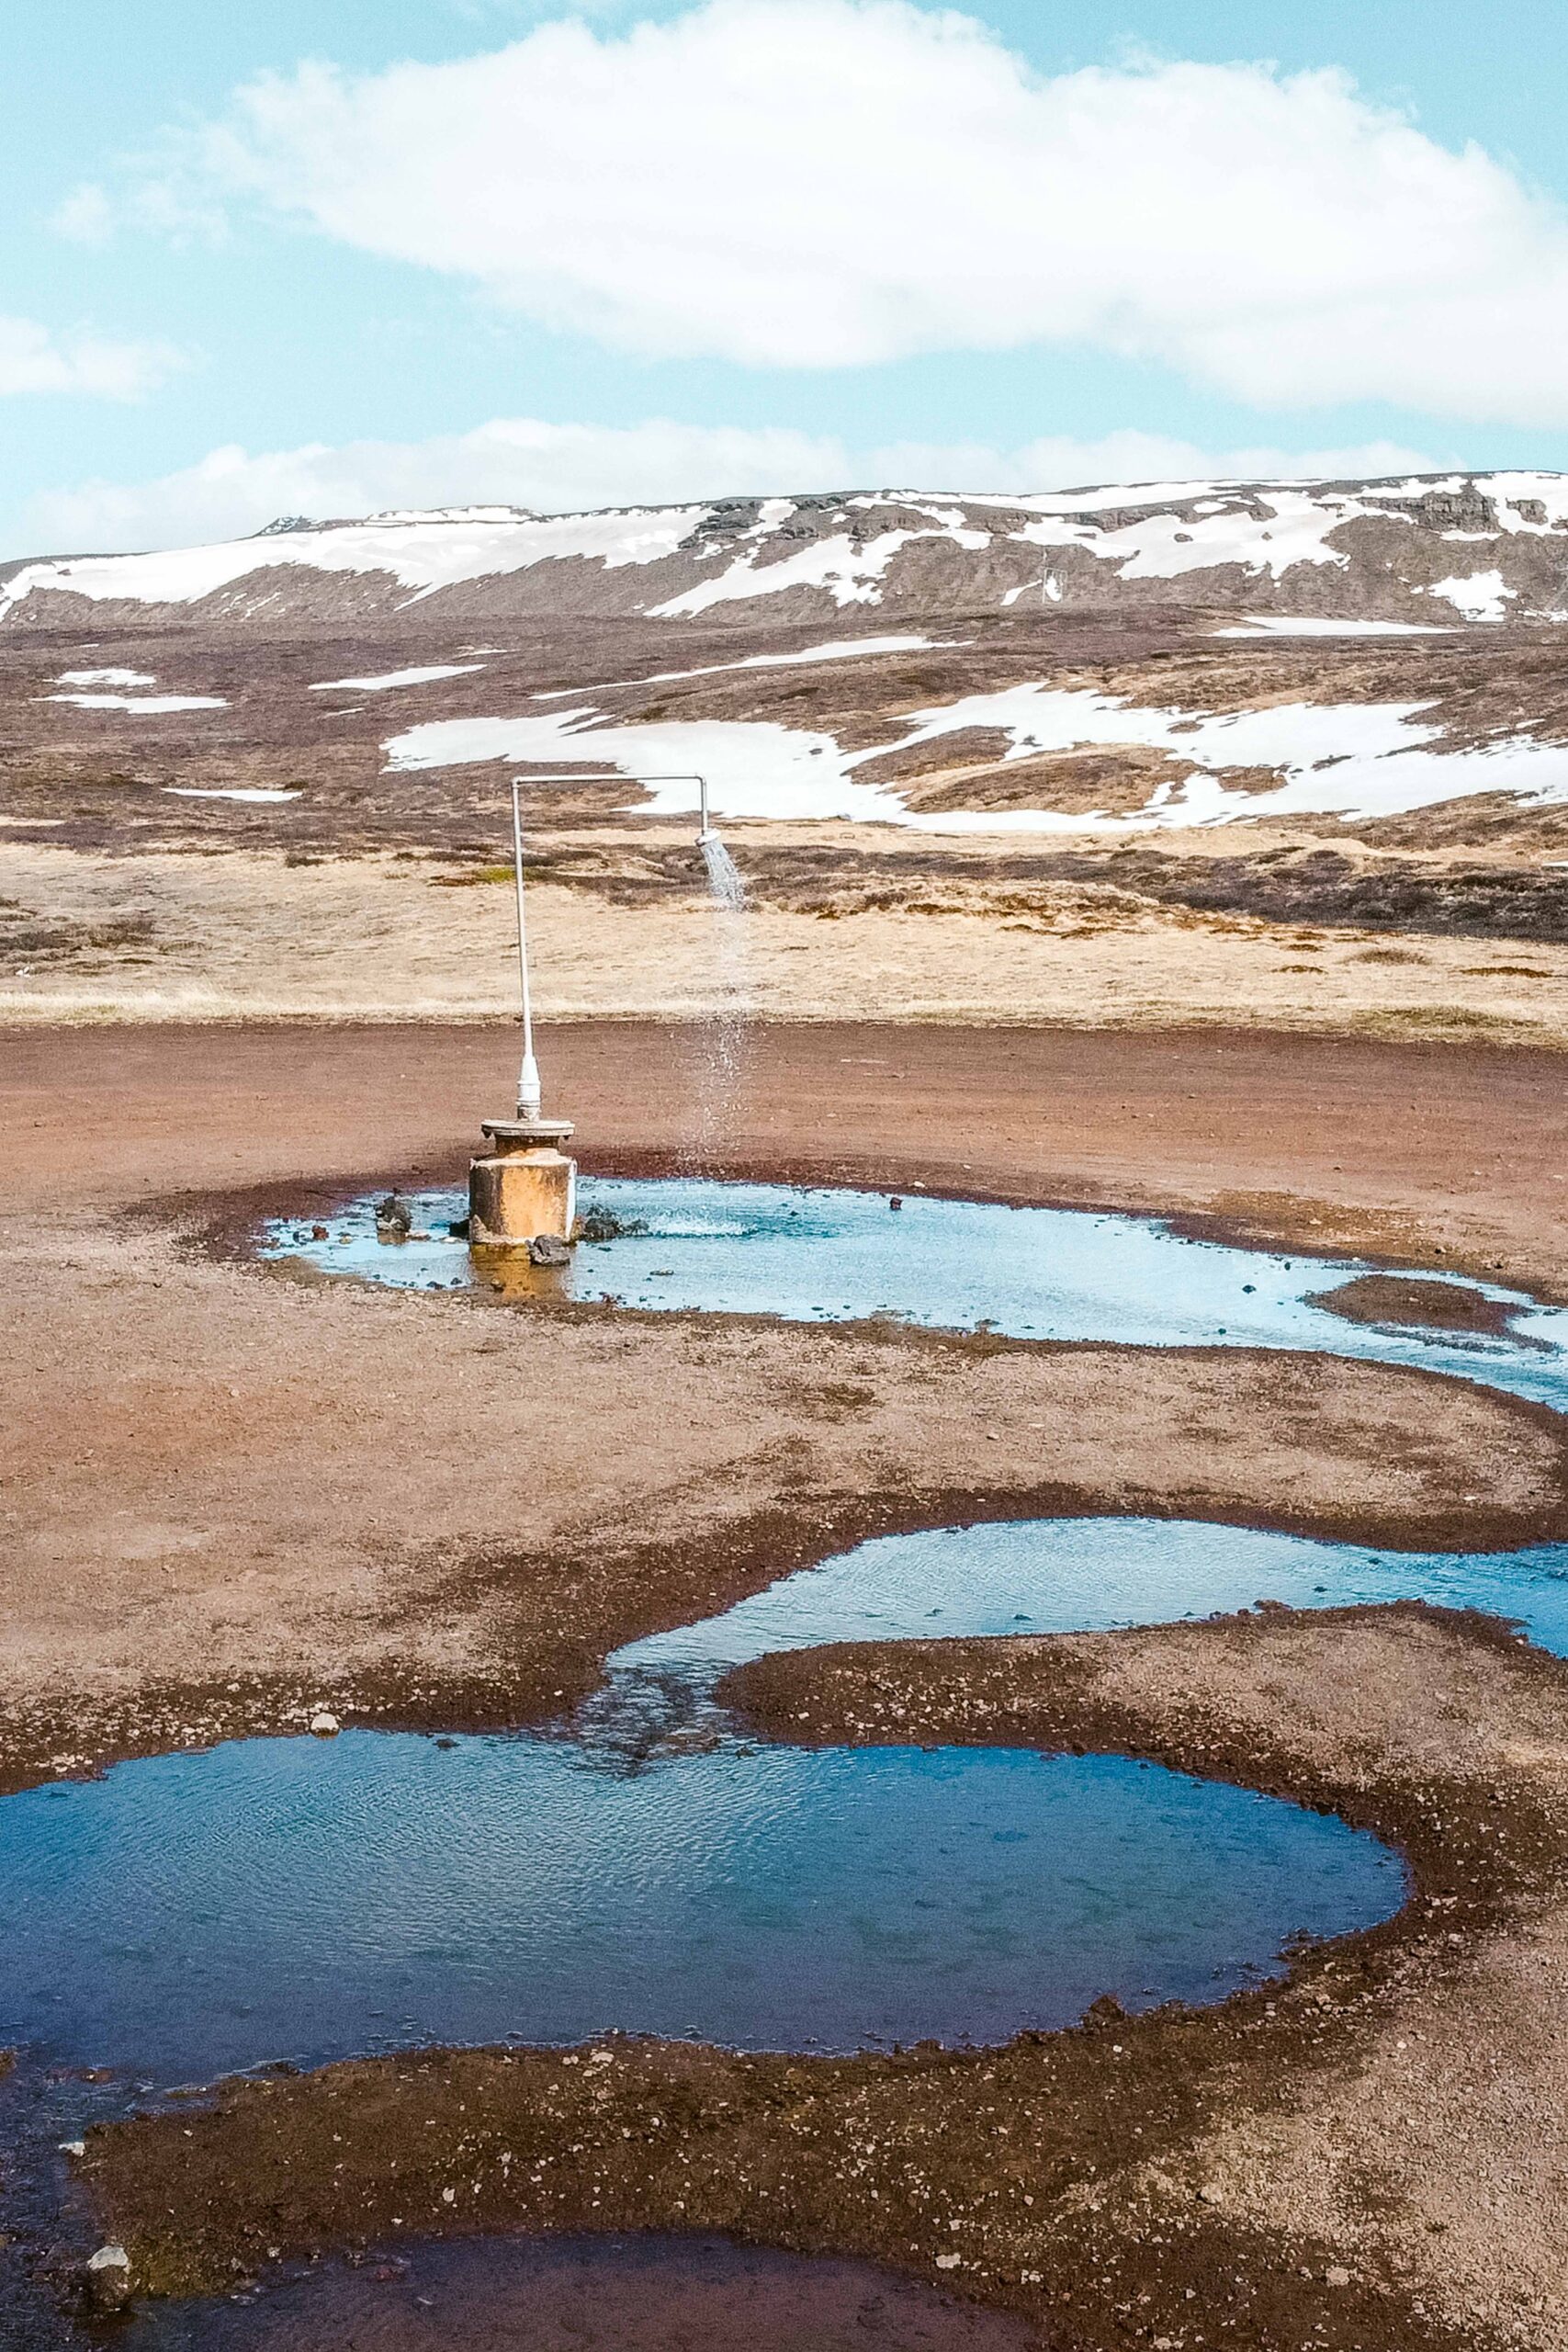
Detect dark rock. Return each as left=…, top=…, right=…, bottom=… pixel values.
left=577, top=1204, right=647, bottom=1243
left=375, top=1193, right=413, bottom=1238
left=528, top=1234, right=572, bottom=1267
left=84, top=2246, right=131, bottom=2314
left=447, top=1216, right=470, bottom=1240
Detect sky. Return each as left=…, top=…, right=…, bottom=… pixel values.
left=6, top=0, right=1568, bottom=556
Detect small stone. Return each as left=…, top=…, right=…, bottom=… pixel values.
left=934, top=2253, right=960, bottom=2270
left=310, top=1225, right=329, bottom=1241
left=375, top=1194, right=413, bottom=1238
left=85, top=2245, right=131, bottom=2314
left=1325, top=2265, right=1351, bottom=2287
left=309, top=1711, right=341, bottom=1737
left=888, top=1196, right=903, bottom=1211
left=60, top=2140, right=85, bottom=2158
left=528, top=1234, right=571, bottom=1268
left=447, top=1216, right=470, bottom=1240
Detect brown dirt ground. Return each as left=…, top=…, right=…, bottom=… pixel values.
left=7, top=1016, right=1568, bottom=1290
left=6, top=1020, right=1568, bottom=2348
left=1307, top=1272, right=1526, bottom=1340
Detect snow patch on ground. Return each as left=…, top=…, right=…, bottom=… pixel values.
left=383, top=683, right=1568, bottom=834
left=650, top=530, right=964, bottom=617
left=0, top=507, right=711, bottom=618
left=1214, top=616, right=1455, bottom=639
left=1427, top=571, right=1515, bottom=623
left=55, top=667, right=156, bottom=685
left=310, top=662, right=487, bottom=692
left=531, top=634, right=944, bottom=702
left=386, top=709, right=900, bottom=824
left=1008, top=488, right=1374, bottom=583
left=163, top=786, right=302, bottom=803
left=48, top=692, right=228, bottom=713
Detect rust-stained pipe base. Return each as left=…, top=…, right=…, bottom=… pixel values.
left=468, top=1117, right=578, bottom=1248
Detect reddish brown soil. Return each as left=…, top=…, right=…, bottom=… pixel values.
left=7, top=1016, right=1568, bottom=1294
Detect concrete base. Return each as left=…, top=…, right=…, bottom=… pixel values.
left=468, top=1116, right=578, bottom=1249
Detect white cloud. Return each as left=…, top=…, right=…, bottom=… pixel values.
left=122, top=0, right=1568, bottom=424
left=51, top=184, right=116, bottom=246
left=14, top=415, right=1435, bottom=555
left=0, top=314, right=182, bottom=400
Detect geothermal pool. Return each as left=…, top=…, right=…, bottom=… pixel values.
left=11, top=1178, right=1558, bottom=2104
left=262, top=1175, right=1568, bottom=1409
left=0, top=1524, right=1404, bottom=2080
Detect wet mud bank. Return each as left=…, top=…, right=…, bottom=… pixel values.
left=119, top=2230, right=1051, bottom=2352
left=1307, top=1271, right=1533, bottom=1340
left=73, top=1603, right=1568, bottom=2352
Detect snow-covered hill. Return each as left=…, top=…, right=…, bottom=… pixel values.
left=7, top=475, right=1568, bottom=632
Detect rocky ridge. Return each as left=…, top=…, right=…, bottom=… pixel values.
left=6, top=473, right=1568, bottom=634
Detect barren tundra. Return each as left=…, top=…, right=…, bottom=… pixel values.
left=10, top=475, right=1568, bottom=1039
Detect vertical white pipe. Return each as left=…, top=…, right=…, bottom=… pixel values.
left=511, top=776, right=541, bottom=1119
left=697, top=774, right=711, bottom=842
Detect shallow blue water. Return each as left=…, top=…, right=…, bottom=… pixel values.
left=19, top=1181, right=1562, bottom=2088
left=262, top=1176, right=1568, bottom=1409
left=0, top=1727, right=1397, bottom=2082
left=0, top=1515, right=1427, bottom=2083
left=621, top=1516, right=1568, bottom=1680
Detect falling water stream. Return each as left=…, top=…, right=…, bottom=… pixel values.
left=689, top=826, right=750, bottom=1167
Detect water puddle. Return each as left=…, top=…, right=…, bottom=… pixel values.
left=13, top=1174, right=1548, bottom=2335
left=624, top=1515, right=1568, bottom=1679
left=0, top=1728, right=1396, bottom=2087
left=121, top=2230, right=1044, bottom=2351
left=262, top=1177, right=1568, bottom=1409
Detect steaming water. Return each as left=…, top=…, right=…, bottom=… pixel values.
left=263, top=1176, right=1568, bottom=1412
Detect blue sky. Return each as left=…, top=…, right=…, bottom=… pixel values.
left=6, top=0, right=1568, bottom=554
